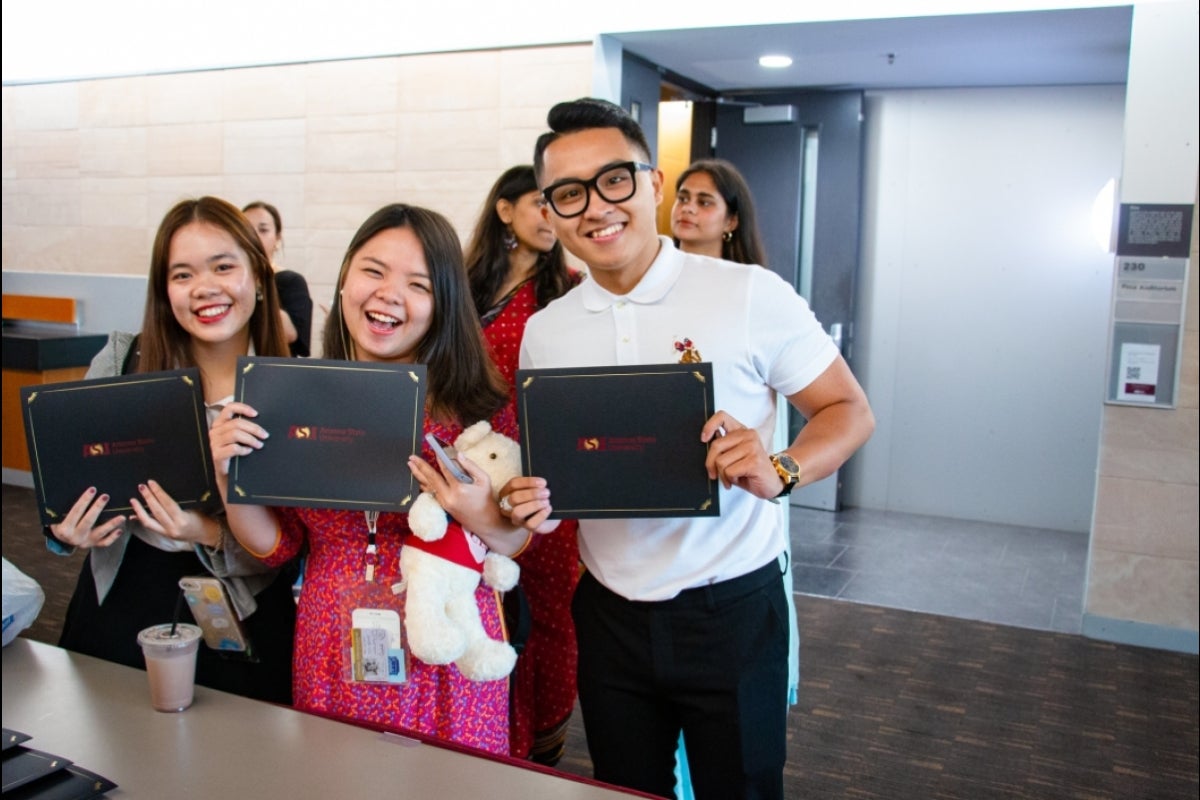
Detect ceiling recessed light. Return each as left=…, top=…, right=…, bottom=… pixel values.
left=759, top=55, right=793, bottom=69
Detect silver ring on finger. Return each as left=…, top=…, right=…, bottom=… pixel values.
left=498, top=495, right=513, bottom=515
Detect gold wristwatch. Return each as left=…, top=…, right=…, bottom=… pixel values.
left=769, top=451, right=801, bottom=498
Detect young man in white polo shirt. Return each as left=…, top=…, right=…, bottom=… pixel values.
left=503, top=98, right=874, bottom=799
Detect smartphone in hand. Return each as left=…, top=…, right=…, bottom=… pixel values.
left=179, top=576, right=250, bottom=654
left=424, top=433, right=473, bottom=483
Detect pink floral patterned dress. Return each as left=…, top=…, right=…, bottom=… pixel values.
left=260, top=415, right=514, bottom=756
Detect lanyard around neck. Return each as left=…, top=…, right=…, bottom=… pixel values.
left=363, top=510, right=379, bottom=582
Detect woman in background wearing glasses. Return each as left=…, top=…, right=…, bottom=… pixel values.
left=464, top=165, right=582, bottom=766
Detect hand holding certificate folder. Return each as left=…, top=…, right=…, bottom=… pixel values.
left=20, top=369, right=215, bottom=528
left=225, top=356, right=427, bottom=511
left=515, top=363, right=719, bottom=519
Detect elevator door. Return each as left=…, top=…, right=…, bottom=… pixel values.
left=712, top=91, right=864, bottom=510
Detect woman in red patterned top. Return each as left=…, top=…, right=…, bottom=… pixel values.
left=465, top=166, right=582, bottom=765
left=212, top=205, right=539, bottom=755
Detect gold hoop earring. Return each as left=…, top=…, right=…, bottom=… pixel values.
left=722, top=231, right=734, bottom=243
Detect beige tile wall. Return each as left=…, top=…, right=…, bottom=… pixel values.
left=2, top=43, right=593, bottom=334
left=1086, top=194, right=1200, bottom=632
left=11, top=42, right=1195, bottom=637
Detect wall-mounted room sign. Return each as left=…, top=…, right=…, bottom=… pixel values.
left=1105, top=204, right=1192, bottom=408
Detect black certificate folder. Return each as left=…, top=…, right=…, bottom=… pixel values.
left=21, top=369, right=215, bottom=527
left=516, top=363, right=719, bottom=519
left=228, top=357, right=426, bottom=511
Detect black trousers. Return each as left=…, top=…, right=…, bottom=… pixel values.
left=573, top=559, right=789, bottom=800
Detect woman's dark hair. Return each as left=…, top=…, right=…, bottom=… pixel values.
left=465, top=165, right=576, bottom=315
left=674, top=159, right=768, bottom=267
left=139, top=196, right=287, bottom=372
left=323, top=204, right=508, bottom=425
left=241, top=200, right=282, bottom=236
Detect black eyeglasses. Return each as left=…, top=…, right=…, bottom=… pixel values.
left=541, top=161, right=654, bottom=218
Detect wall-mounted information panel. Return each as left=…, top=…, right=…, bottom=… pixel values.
left=1105, top=203, right=1193, bottom=408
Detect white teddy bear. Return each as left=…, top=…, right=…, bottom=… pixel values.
left=400, top=420, right=522, bottom=682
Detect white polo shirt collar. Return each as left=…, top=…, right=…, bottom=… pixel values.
left=579, top=237, right=683, bottom=311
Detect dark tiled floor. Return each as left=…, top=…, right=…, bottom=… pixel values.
left=789, top=504, right=1088, bottom=634
left=3, top=475, right=1086, bottom=638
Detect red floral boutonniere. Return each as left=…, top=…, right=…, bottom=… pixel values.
left=674, top=337, right=702, bottom=363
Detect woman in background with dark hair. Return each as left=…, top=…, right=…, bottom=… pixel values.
left=49, top=196, right=298, bottom=704
left=243, top=201, right=314, bottom=356
left=465, top=165, right=581, bottom=765
left=466, top=165, right=580, bottom=389
left=213, top=204, right=532, bottom=755
left=673, top=158, right=800, bottom=800
left=670, top=158, right=768, bottom=266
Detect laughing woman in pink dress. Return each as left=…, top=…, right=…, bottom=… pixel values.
left=212, top=205, right=539, bottom=754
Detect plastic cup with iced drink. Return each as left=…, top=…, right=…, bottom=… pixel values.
left=137, top=623, right=202, bottom=712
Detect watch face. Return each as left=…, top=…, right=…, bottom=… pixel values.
left=776, top=453, right=800, bottom=476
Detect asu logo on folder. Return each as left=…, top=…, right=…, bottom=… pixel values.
left=82, top=442, right=111, bottom=457
left=576, top=436, right=656, bottom=453
left=287, top=424, right=365, bottom=443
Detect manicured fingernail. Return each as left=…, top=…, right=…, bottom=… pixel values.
left=87, top=486, right=97, bottom=495
left=99, top=494, right=109, bottom=502
left=138, top=483, right=147, bottom=492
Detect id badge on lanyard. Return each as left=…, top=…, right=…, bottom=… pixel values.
left=340, top=510, right=409, bottom=685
